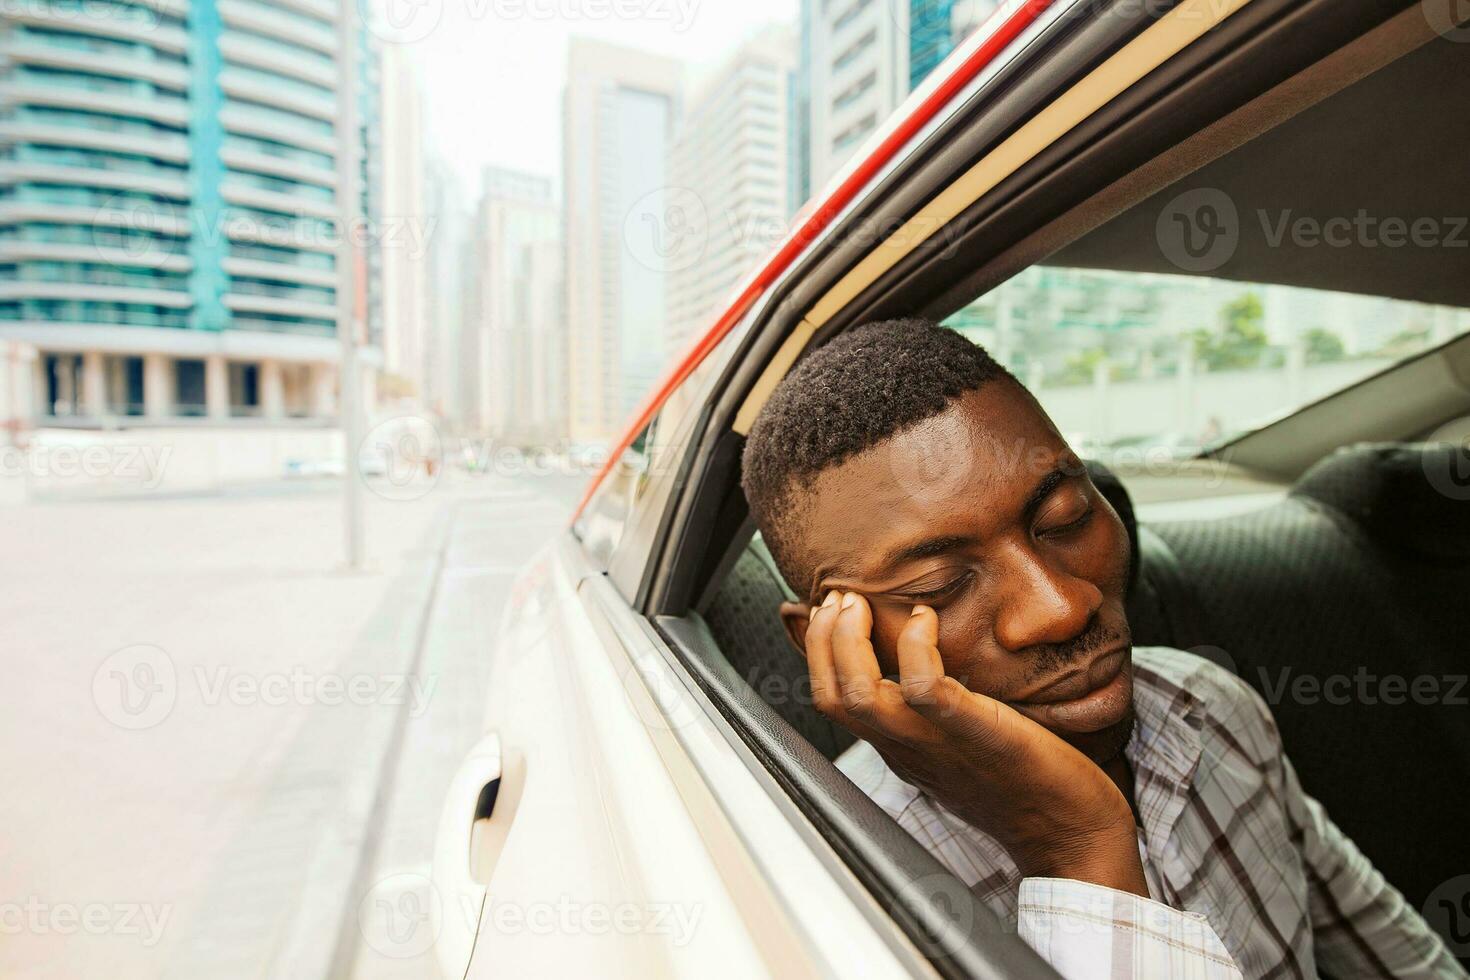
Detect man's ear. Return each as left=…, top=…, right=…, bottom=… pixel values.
left=778, top=601, right=812, bottom=658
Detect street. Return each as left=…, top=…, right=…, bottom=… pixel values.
left=0, top=471, right=581, bottom=980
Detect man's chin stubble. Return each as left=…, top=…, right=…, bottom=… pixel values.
left=1067, top=710, right=1137, bottom=767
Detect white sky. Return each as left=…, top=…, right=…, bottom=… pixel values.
left=367, top=0, right=798, bottom=193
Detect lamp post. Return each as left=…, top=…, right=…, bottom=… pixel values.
left=336, top=0, right=365, bottom=569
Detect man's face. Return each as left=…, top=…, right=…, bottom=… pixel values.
left=785, top=382, right=1135, bottom=762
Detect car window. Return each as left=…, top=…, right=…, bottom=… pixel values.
left=578, top=311, right=751, bottom=593
left=573, top=421, right=661, bottom=570
left=942, top=267, right=1470, bottom=469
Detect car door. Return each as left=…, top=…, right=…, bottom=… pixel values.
left=432, top=320, right=931, bottom=979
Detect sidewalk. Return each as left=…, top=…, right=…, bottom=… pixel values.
left=337, top=481, right=577, bottom=980
left=0, top=472, right=575, bottom=980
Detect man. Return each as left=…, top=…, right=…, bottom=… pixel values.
left=740, top=318, right=1461, bottom=979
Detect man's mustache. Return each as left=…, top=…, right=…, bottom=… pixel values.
left=1024, top=617, right=1128, bottom=681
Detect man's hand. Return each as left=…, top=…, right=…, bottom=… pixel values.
left=807, top=591, right=1147, bottom=896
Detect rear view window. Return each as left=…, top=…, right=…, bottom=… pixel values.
left=943, top=267, right=1470, bottom=465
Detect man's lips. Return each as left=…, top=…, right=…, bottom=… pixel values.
left=1013, top=648, right=1127, bottom=704
left=1008, top=648, right=1132, bottom=734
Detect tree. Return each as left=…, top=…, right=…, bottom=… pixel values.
left=1193, top=292, right=1268, bottom=371
left=1054, top=348, right=1104, bottom=386
left=1302, top=327, right=1346, bottom=364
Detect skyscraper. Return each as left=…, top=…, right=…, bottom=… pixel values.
left=790, top=0, right=815, bottom=214
left=421, top=157, right=468, bottom=425
left=378, top=43, right=428, bottom=405
left=462, top=167, right=563, bottom=443
left=806, top=0, right=909, bottom=194
left=0, top=0, right=380, bottom=426
left=803, top=0, right=997, bottom=194
left=562, top=37, right=681, bottom=444
left=667, top=25, right=795, bottom=355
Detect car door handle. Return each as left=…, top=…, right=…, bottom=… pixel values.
left=433, top=732, right=521, bottom=978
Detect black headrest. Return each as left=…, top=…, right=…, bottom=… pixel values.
left=1291, top=442, right=1470, bottom=563
left=1084, top=458, right=1140, bottom=596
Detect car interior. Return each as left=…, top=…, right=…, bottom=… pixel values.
left=612, top=0, right=1470, bottom=973
left=701, top=20, right=1470, bottom=918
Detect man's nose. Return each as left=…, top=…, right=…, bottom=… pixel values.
left=991, top=545, right=1103, bottom=653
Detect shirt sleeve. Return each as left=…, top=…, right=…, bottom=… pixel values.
left=1017, top=877, right=1243, bottom=979
left=1277, top=753, right=1466, bottom=978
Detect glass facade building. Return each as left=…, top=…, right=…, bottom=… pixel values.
left=801, top=0, right=999, bottom=201
left=0, top=0, right=378, bottom=422
left=908, top=0, right=956, bottom=89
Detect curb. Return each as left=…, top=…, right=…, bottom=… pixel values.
left=264, top=500, right=459, bottom=980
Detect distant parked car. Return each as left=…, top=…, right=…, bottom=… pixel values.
left=281, top=452, right=387, bottom=479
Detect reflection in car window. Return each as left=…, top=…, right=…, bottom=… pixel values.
left=943, top=267, right=1470, bottom=466
left=574, top=420, right=660, bottom=568
left=576, top=314, right=750, bottom=571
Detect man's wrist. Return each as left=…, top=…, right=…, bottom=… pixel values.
left=1016, top=827, right=1149, bottom=897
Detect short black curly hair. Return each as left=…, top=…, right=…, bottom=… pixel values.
left=741, top=317, right=1015, bottom=596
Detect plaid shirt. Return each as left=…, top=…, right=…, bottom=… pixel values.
left=837, top=647, right=1463, bottom=979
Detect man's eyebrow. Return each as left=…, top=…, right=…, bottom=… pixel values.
left=1023, top=466, right=1071, bottom=519
left=866, top=463, right=1077, bottom=574
left=814, top=460, right=1082, bottom=593
left=813, top=533, right=971, bottom=594
left=876, top=533, right=972, bottom=571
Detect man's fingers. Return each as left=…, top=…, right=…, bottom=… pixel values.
left=895, top=604, right=1016, bottom=756
left=827, top=594, right=936, bottom=740
left=831, top=592, right=883, bottom=718
left=896, top=604, right=968, bottom=720
left=804, top=591, right=845, bottom=722
left=896, top=605, right=946, bottom=705
left=807, top=591, right=941, bottom=743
